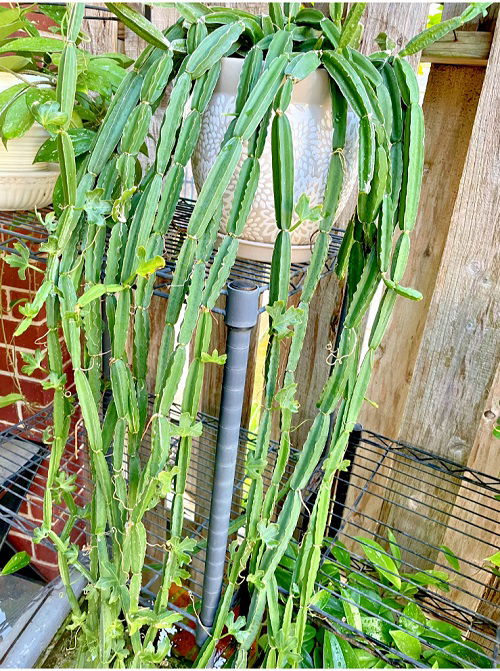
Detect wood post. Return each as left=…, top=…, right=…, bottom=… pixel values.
left=378, top=17, right=500, bottom=567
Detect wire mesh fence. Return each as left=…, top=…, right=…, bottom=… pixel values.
left=0, top=203, right=344, bottom=316
left=0, top=403, right=498, bottom=667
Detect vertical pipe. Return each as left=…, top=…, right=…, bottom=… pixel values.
left=196, top=280, right=259, bottom=646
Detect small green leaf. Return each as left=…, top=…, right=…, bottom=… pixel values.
left=30, top=100, right=67, bottom=132
left=406, top=569, right=450, bottom=592
left=0, top=36, right=65, bottom=54
left=0, top=55, right=30, bottom=71
left=1, top=91, right=33, bottom=140
left=170, top=412, right=203, bottom=438
left=400, top=601, right=426, bottom=636
left=4, top=243, right=30, bottom=280
left=375, top=32, right=396, bottom=52
left=294, top=193, right=322, bottom=223
left=1, top=551, right=30, bottom=575
left=135, top=254, right=165, bottom=279
left=266, top=301, right=304, bottom=340
left=390, top=629, right=422, bottom=660
left=332, top=541, right=351, bottom=569
left=112, top=186, right=137, bottom=223
left=0, top=393, right=24, bottom=408
left=323, top=630, right=346, bottom=668
left=274, top=382, right=299, bottom=413
left=387, top=529, right=401, bottom=566
left=76, top=283, right=123, bottom=308
left=257, top=521, right=279, bottom=548
left=341, top=588, right=362, bottom=630
left=41, top=371, right=66, bottom=391
left=439, top=545, right=460, bottom=571
left=423, top=619, right=463, bottom=642
left=225, top=612, right=246, bottom=636
left=485, top=551, right=500, bottom=567
left=83, top=188, right=111, bottom=227
left=356, top=536, right=401, bottom=589
left=200, top=349, right=227, bottom=365
left=20, top=349, right=46, bottom=375
left=35, top=127, right=95, bottom=163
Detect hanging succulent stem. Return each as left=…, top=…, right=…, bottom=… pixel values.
left=16, top=0, right=489, bottom=667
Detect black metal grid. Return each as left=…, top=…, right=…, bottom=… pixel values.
left=291, top=429, right=500, bottom=668
left=0, top=202, right=344, bottom=316
left=0, top=406, right=498, bottom=667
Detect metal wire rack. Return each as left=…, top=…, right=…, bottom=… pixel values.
left=0, top=405, right=498, bottom=667
left=291, top=429, right=500, bottom=668
left=0, top=202, right=344, bottom=316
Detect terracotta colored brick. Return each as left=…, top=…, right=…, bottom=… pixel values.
left=8, top=443, right=91, bottom=581
left=0, top=401, right=22, bottom=424
left=0, top=344, right=48, bottom=380
left=4, top=288, right=47, bottom=323
left=0, top=318, right=48, bottom=349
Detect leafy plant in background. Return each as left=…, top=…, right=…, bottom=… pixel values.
left=1, top=549, right=30, bottom=575
left=0, top=3, right=131, bottom=206
left=273, top=535, right=491, bottom=669
left=8, top=1, right=491, bottom=667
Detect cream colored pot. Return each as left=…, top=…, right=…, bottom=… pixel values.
left=0, top=73, right=59, bottom=211
left=191, top=57, right=358, bottom=262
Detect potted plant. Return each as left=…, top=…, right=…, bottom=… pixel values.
left=0, top=4, right=131, bottom=210
left=191, top=54, right=359, bottom=262
left=9, top=2, right=490, bottom=667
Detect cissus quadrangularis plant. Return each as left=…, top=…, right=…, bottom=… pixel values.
left=11, top=2, right=490, bottom=667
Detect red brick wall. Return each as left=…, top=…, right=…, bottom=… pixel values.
left=0, top=227, right=84, bottom=581
left=0, top=260, right=74, bottom=429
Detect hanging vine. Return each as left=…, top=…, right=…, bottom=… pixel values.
left=13, top=1, right=490, bottom=667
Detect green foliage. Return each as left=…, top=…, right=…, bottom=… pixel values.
left=1, top=551, right=30, bottom=575
left=17, top=2, right=485, bottom=668
left=0, top=5, right=130, bottom=149
left=274, top=534, right=491, bottom=669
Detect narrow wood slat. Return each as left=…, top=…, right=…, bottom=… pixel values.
left=421, top=31, right=492, bottom=66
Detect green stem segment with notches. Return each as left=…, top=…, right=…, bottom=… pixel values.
left=17, top=1, right=488, bottom=667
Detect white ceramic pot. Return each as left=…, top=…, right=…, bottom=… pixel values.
left=191, top=57, right=358, bottom=262
left=0, top=72, right=59, bottom=211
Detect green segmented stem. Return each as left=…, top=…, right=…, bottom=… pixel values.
left=28, top=3, right=435, bottom=665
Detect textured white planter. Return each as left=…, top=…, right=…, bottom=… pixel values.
left=192, top=57, right=358, bottom=262
left=0, top=73, right=59, bottom=211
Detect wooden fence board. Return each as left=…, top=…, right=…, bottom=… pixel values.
left=380, top=21, right=500, bottom=564
left=82, top=7, right=117, bottom=54
left=338, top=2, right=430, bottom=548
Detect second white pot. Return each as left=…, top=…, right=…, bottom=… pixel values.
left=0, top=73, right=59, bottom=211
left=191, top=57, right=358, bottom=263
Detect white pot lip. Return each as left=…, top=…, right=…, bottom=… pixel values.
left=0, top=71, right=52, bottom=93
left=0, top=166, right=59, bottom=176
left=217, top=56, right=330, bottom=104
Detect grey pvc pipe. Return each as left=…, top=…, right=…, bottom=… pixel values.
left=196, top=280, right=259, bottom=646
left=0, top=571, right=86, bottom=668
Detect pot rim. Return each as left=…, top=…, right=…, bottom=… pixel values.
left=216, top=56, right=330, bottom=104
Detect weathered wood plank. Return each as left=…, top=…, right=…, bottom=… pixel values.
left=398, top=24, right=499, bottom=463
left=439, top=364, right=500, bottom=615
left=292, top=273, right=345, bottom=450
left=421, top=30, right=492, bottom=65
left=82, top=7, right=118, bottom=55
left=380, top=22, right=500, bottom=565
left=348, top=64, right=486, bottom=548
left=339, top=2, right=430, bottom=548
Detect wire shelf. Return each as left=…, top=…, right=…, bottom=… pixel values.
left=0, top=202, right=344, bottom=315
left=0, top=405, right=498, bottom=667
left=290, top=429, right=500, bottom=668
